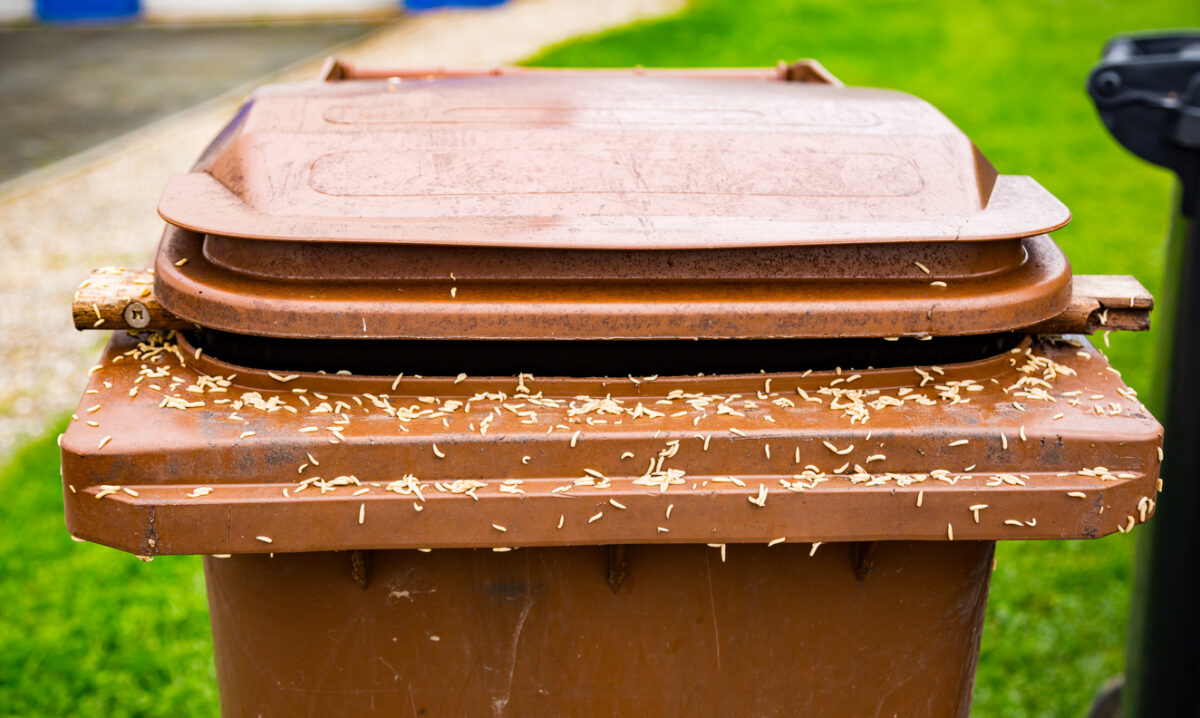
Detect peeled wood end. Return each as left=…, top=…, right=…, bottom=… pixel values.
left=72, top=267, right=192, bottom=332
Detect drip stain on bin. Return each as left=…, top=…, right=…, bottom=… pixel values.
left=61, top=60, right=1162, bottom=717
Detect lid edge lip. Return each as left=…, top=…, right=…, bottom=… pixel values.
left=153, top=224, right=1072, bottom=341
left=157, top=173, right=1071, bottom=250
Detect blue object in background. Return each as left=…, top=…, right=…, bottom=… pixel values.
left=403, top=0, right=505, bottom=10
left=36, top=0, right=139, bottom=22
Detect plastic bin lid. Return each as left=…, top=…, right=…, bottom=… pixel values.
left=150, top=66, right=1075, bottom=340
left=159, top=70, right=1068, bottom=249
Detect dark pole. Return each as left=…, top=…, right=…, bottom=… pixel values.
left=1088, top=32, right=1200, bottom=718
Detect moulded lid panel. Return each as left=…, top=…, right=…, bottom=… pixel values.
left=157, top=73, right=1070, bottom=250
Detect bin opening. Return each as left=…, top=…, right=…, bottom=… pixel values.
left=190, top=329, right=1024, bottom=377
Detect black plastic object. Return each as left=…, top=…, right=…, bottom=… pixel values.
left=1089, top=33, right=1200, bottom=213
left=1088, top=31, right=1200, bottom=718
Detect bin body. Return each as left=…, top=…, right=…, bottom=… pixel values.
left=206, top=542, right=992, bottom=717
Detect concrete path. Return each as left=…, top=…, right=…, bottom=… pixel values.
left=0, top=22, right=384, bottom=182
left=0, top=0, right=682, bottom=454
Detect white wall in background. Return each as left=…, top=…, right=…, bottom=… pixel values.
left=141, top=0, right=398, bottom=21
left=0, top=0, right=33, bottom=22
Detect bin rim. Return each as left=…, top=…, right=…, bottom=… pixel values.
left=61, top=332, right=1161, bottom=556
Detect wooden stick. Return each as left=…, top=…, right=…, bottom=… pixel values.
left=72, top=269, right=1152, bottom=336
left=72, top=268, right=192, bottom=332
left=1026, top=275, right=1153, bottom=335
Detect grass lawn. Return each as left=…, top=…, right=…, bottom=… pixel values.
left=2, top=1, right=1197, bottom=716
left=0, top=419, right=214, bottom=718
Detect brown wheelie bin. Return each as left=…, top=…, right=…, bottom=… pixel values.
left=63, top=60, right=1162, bottom=717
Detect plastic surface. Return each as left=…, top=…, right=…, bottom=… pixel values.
left=1089, top=33, right=1200, bottom=214
left=205, top=542, right=992, bottom=717
left=35, top=0, right=138, bottom=22
left=149, top=67, right=1077, bottom=340
left=59, top=61, right=1164, bottom=718
left=154, top=226, right=1072, bottom=340
left=403, top=0, right=505, bottom=9
left=61, top=333, right=1160, bottom=556
left=158, top=72, right=1069, bottom=249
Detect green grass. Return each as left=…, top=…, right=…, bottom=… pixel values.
left=977, top=537, right=1136, bottom=715
left=527, top=0, right=1198, bottom=714
left=4, top=2, right=1197, bottom=716
left=0, top=419, right=216, bottom=718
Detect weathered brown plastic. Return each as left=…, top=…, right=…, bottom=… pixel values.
left=157, top=72, right=1068, bottom=249
left=72, top=266, right=1155, bottom=336
left=154, top=226, right=1071, bottom=339
left=205, top=542, right=992, bottom=717
left=62, top=334, right=1159, bottom=556
left=318, top=58, right=848, bottom=85
left=150, top=67, right=1074, bottom=339
left=60, top=330, right=1159, bottom=717
left=60, top=63, right=1163, bottom=718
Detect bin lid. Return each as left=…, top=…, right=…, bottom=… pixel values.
left=159, top=72, right=1068, bottom=249
left=151, top=66, right=1074, bottom=339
